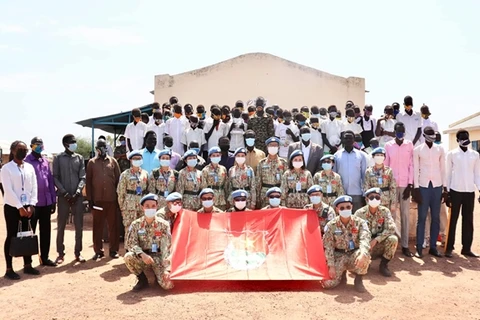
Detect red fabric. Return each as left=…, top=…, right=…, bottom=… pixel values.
left=170, top=208, right=329, bottom=280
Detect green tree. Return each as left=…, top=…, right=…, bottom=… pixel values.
left=76, top=136, right=93, bottom=159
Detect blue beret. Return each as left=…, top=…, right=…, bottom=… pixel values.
left=333, top=195, right=353, bottom=207
left=128, top=150, right=143, bottom=160
left=158, top=149, right=172, bottom=158
left=364, top=187, right=382, bottom=197
left=166, top=192, right=182, bottom=202
left=208, top=146, right=221, bottom=157
left=320, top=154, right=335, bottom=162
left=233, top=147, right=247, bottom=157
left=199, top=188, right=214, bottom=198
left=371, top=147, right=386, bottom=156
left=265, top=136, right=280, bottom=145
left=307, top=185, right=323, bottom=195
left=183, top=149, right=198, bottom=159
left=266, top=187, right=282, bottom=197
left=232, top=189, right=248, bottom=199
left=140, top=193, right=158, bottom=205
left=289, top=150, right=303, bottom=162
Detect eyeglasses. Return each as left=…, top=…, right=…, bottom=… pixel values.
left=269, top=195, right=281, bottom=199
left=339, top=205, right=352, bottom=210
left=234, top=197, right=247, bottom=202
left=368, top=195, right=381, bottom=201
left=201, top=197, right=214, bottom=201
left=171, top=200, right=182, bottom=205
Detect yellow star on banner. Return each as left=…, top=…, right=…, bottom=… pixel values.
left=242, top=237, right=256, bottom=249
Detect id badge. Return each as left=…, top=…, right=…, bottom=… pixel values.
left=247, top=169, right=252, bottom=178
left=164, top=190, right=169, bottom=197
left=20, top=194, right=27, bottom=204
left=276, top=173, right=280, bottom=181
left=326, top=185, right=332, bottom=194
left=348, top=240, right=355, bottom=250
left=295, top=181, right=302, bottom=192
left=136, top=185, right=142, bottom=195
left=152, top=243, right=158, bottom=253
left=378, top=177, right=383, bottom=185
left=214, top=175, right=218, bottom=183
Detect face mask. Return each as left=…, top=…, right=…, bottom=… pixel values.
left=393, top=109, right=400, bottom=116
left=68, top=143, right=77, bottom=152
left=197, top=112, right=206, bottom=120
left=155, top=119, right=162, bottom=125
left=312, top=113, right=320, bottom=118
left=245, top=138, right=255, bottom=147
left=144, top=208, right=156, bottom=218
left=458, top=139, right=471, bottom=147
left=310, top=196, right=322, bottom=205
left=434, top=141, right=441, bottom=145
left=33, top=145, right=43, bottom=153
left=256, top=110, right=264, bottom=117
left=235, top=201, right=247, bottom=210
left=160, top=159, right=171, bottom=167
left=268, top=146, right=278, bottom=155
left=174, top=113, right=182, bottom=119
left=235, top=157, right=246, bottom=165
left=424, top=134, right=436, bottom=143
left=322, top=163, right=332, bottom=171
left=211, top=156, right=221, bottom=164
left=374, top=155, right=385, bottom=164
left=15, top=149, right=27, bottom=160
left=187, top=159, right=197, bottom=167
left=339, top=209, right=352, bottom=218
left=202, top=200, right=214, bottom=208
left=292, top=161, right=303, bottom=169
left=301, top=133, right=311, bottom=141
left=269, top=197, right=281, bottom=207
left=302, top=112, right=310, bottom=119
left=190, top=122, right=198, bottom=128
left=298, top=121, right=306, bottom=127
left=368, top=198, right=381, bottom=208
left=120, top=141, right=126, bottom=146
left=329, top=112, right=337, bottom=118
left=132, top=159, right=143, bottom=167
left=395, top=132, right=405, bottom=140
left=170, top=204, right=182, bottom=213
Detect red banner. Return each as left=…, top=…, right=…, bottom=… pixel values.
left=170, top=208, right=329, bottom=280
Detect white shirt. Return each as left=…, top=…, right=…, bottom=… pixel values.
left=228, top=118, right=246, bottom=151
left=106, top=144, right=114, bottom=157
left=165, top=117, right=188, bottom=155
left=301, top=142, right=311, bottom=164
left=396, top=111, right=422, bottom=146
left=341, top=120, right=363, bottom=135
left=356, top=116, right=377, bottom=132
left=419, top=118, right=439, bottom=144
left=413, top=143, right=446, bottom=188
left=276, top=122, right=299, bottom=158
left=310, top=127, right=323, bottom=147
left=446, top=147, right=480, bottom=192
left=379, top=118, right=396, bottom=147
left=181, top=126, right=205, bottom=149
left=321, top=119, right=343, bottom=152
left=124, top=121, right=147, bottom=152
left=148, top=123, right=165, bottom=150
left=1, top=161, right=38, bottom=209
left=203, top=119, right=228, bottom=150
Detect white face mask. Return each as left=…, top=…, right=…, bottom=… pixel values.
left=234, top=201, right=247, bottom=210
left=339, top=209, right=352, bottom=218
left=269, top=197, right=281, bottom=207
left=144, top=208, right=156, bottom=218
left=368, top=198, right=381, bottom=208
left=211, top=156, right=221, bottom=164
left=202, top=200, right=214, bottom=208
left=310, top=196, right=322, bottom=205
left=373, top=155, right=385, bottom=165
left=187, top=159, right=197, bottom=167
left=292, top=161, right=303, bottom=169
left=132, top=159, right=143, bottom=167
left=235, top=157, right=246, bottom=165
left=268, top=146, right=279, bottom=155
left=170, top=204, right=182, bottom=213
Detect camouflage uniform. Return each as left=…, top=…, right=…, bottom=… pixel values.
left=114, top=145, right=130, bottom=173
left=364, top=166, right=397, bottom=208
left=117, top=168, right=149, bottom=232
left=312, top=171, right=345, bottom=207
left=247, top=116, right=275, bottom=153
left=227, top=164, right=256, bottom=209
left=148, top=168, right=177, bottom=209
left=262, top=205, right=285, bottom=209
left=226, top=208, right=252, bottom=212
left=354, top=205, right=398, bottom=260
left=176, top=167, right=202, bottom=211
left=256, top=157, right=288, bottom=209
left=124, top=216, right=173, bottom=290
left=322, top=215, right=371, bottom=289
left=280, top=169, right=313, bottom=208
left=304, top=202, right=336, bottom=234
left=156, top=207, right=177, bottom=231
left=197, top=207, right=223, bottom=213
left=200, top=164, right=228, bottom=210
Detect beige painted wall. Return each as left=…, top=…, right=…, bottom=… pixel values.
left=447, top=129, right=480, bottom=151
left=154, top=53, right=365, bottom=110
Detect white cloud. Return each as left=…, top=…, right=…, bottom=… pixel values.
left=0, top=44, right=23, bottom=52
left=0, top=24, right=27, bottom=33
left=56, top=26, right=144, bottom=46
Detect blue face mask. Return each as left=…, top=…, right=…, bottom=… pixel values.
left=120, top=141, right=126, bottom=146
left=322, top=163, right=332, bottom=171
left=187, top=159, right=197, bottom=167
left=33, top=145, right=43, bottom=154
left=160, top=159, right=171, bottom=167
left=299, top=121, right=306, bottom=126
left=395, top=132, right=405, bottom=140
left=245, top=138, right=255, bottom=147
left=301, top=133, right=311, bottom=142
left=269, top=197, right=281, bottom=207
left=393, top=109, right=400, bottom=116
left=68, top=143, right=77, bottom=152
left=434, top=141, right=441, bottom=145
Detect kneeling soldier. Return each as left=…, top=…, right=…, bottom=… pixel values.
left=304, top=185, right=336, bottom=234
left=227, top=189, right=252, bottom=212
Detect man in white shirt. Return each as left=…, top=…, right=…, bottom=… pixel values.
left=419, top=105, right=439, bottom=144
left=376, top=105, right=397, bottom=147
left=342, top=108, right=363, bottom=135
left=181, top=115, right=205, bottom=154
left=165, top=104, right=188, bottom=156
left=275, top=110, right=299, bottom=159
left=321, top=105, right=343, bottom=154
left=204, top=106, right=228, bottom=159
left=148, top=110, right=165, bottom=150
left=309, top=116, right=323, bottom=147
left=227, top=108, right=246, bottom=152
left=124, top=108, right=147, bottom=153
left=357, top=104, right=376, bottom=148
left=445, top=129, right=480, bottom=258
left=147, top=102, right=161, bottom=126
left=412, top=126, right=446, bottom=258
left=396, top=96, right=422, bottom=147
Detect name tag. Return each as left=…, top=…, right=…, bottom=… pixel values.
left=276, top=173, right=280, bottom=181
left=129, top=176, right=137, bottom=180
left=262, top=164, right=270, bottom=169
left=138, top=229, right=146, bottom=234
left=334, top=229, right=342, bottom=235
left=327, top=185, right=332, bottom=193
left=17, top=231, right=33, bottom=237
left=295, top=181, right=302, bottom=191
left=287, top=176, right=295, bottom=181
left=152, top=243, right=158, bottom=253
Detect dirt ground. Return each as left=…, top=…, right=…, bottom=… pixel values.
left=1, top=195, right=480, bottom=320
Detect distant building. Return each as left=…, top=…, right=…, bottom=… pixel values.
left=443, top=111, right=480, bottom=152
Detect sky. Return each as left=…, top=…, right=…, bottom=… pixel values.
left=1, top=0, right=479, bottom=153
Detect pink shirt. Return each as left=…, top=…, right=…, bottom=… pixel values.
left=384, top=139, right=414, bottom=187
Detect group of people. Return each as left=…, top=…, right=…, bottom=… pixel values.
left=1, top=95, right=480, bottom=294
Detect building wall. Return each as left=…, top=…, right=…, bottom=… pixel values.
left=447, top=129, right=480, bottom=151
left=154, top=53, right=365, bottom=110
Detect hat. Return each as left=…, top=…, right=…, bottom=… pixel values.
left=233, top=147, right=247, bottom=157
left=140, top=193, right=158, bottom=205
left=232, top=189, right=248, bottom=199
left=166, top=192, right=182, bottom=202
left=208, top=146, right=221, bottom=157
left=158, top=149, right=172, bottom=158
left=128, top=150, right=143, bottom=160
left=321, top=154, right=335, bottom=162
left=289, top=150, right=303, bottom=162
left=31, top=137, right=43, bottom=145
left=307, top=185, right=323, bottom=195
left=371, top=147, right=386, bottom=156
left=266, top=187, right=282, bottom=197
left=265, top=137, right=280, bottom=145
left=333, top=195, right=353, bottom=207
left=364, top=187, right=382, bottom=197
left=183, top=149, right=198, bottom=159
left=199, top=188, right=214, bottom=198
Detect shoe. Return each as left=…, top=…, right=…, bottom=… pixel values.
left=354, top=275, right=366, bottom=293
left=340, top=271, right=347, bottom=285
left=445, top=250, right=453, bottom=258
left=4, top=270, right=20, bottom=280
left=402, top=247, right=414, bottom=257
left=55, top=256, right=65, bottom=264
left=75, top=255, right=86, bottom=263
left=429, top=248, right=443, bottom=258
left=461, top=251, right=479, bottom=258
left=41, top=259, right=57, bottom=267
left=24, top=266, right=40, bottom=275
left=379, top=257, right=392, bottom=277
left=415, top=248, right=423, bottom=259
left=132, top=272, right=149, bottom=291
left=92, top=252, right=105, bottom=261
left=109, top=251, right=120, bottom=259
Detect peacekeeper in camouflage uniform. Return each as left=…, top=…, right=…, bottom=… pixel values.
left=322, top=196, right=371, bottom=293
left=247, top=97, right=275, bottom=153
left=304, top=185, right=336, bottom=234
left=117, top=150, right=150, bottom=234
left=201, top=147, right=228, bottom=210
left=124, top=194, right=174, bottom=291
left=280, top=150, right=313, bottom=208
left=354, top=188, right=398, bottom=277
left=256, top=137, right=288, bottom=209
left=197, top=188, right=223, bottom=213
left=176, top=150, right=203, bottom=211
left=227, top=147, right=256, bottom=210
left=148, top=149, right=177, bottom=209
left=114, top=135, right=130, bottom=173
left=226, top=189, right=252, bottom=212
left=262, top=187, right=285, bottom=209
left=363, top=147, right=397, bottom=210
left=156, top=192, right=183, bottom=232
left=313, top=155, right=345, bottom=207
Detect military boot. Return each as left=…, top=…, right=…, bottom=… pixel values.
left=132, top=272, right=149, bottom=291
left=379, top=257, right=392, bottom=277
left=340, top=271, right=347, bottom=285
left=354, top=275, right=366, bottom=293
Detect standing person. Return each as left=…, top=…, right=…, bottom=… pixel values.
left=227, top=108, right=246, bottom=152
left=53, top=134, right=86, bottom=263
left=218, top=136, right=235, bottom=171
left=309, top=116, right=323, bottom=147
left=412, top=126, right=446, bottom=258
left=357, top=104, right=376, bottom=148
left=227, top=148, right=256, bottom=210
left=277, top=110, right=300, bottom=156
left=114, top=135, right=130, bottom=173
left=245, top=130, right=265, bottom=171
left=87, top=139, right=121, bottom=260
left=163, top=136, right=181, bottom=170
left=124, top=108, right=148, bottom=153
left=418, top=104, right=439, bottom=144
left=304, top=185, right=336, bottom=235
left=287, top=126, right=323, bottom=175
left=140, top=131, right=161, bottom=175
left=204, top=106, right=228, bottom=159
left=98, top=135, right=114, bottom=157
left=176, top=150, right=203, bottom=211
left=375, top=105, right=397, bottom=147
left=24, top=137, right=57, bottom=266
left=334, top=131, right=367, bottom=213
left=392, top=102, right=401, bottom=119
left=321, top=105, right=343, bottom=154
left=201, top=147, right=228, bottom=210
left=147, top=102, right=161, bottom=126
left=280, top=150, right=313, bottom=208
left=396, top=95, right=422, bottom=146
left=148, top=149, right=177, bottom=209
left=445, top=129, right=480, bottom=258
left=165, top=104, right=188, bottom=156
left=342, top=108, right=363, bottom=135
left=1, top=141, right=40, bottom=279
left=313, top=155, right=345, bottom=207
left=181, top=115, right=205, bottom=153
left=247, top=97, right=275, bottom=153
left=147, top=109, right=165, bottom=150
left=384, top=122, right=415, bottom=257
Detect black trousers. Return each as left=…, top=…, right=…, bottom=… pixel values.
left=0, top=183, right=4, bottom=196
left=4, top=204, right=33, bottom=269
left=32, top=205, right=52, bottom=262
left=446, top=189, right=475, bottom=252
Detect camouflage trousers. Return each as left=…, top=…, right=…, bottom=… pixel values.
left=182, top=194, right=200, bottom=211
left=124, top=252, right=174, bottom=290
left=371, top=235, right=398, bottom=260
left=122, top=210, right=143, bottom=235
left=322, top=250, right=371, bottom=289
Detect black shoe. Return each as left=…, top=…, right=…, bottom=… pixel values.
left=109, top=251, right=120, bottom=259
left=132, top=272, right=149, bottom=291
left=75, top=255, right=86, bottom=263
left=92, top=252, right=105, bottom=261
left=4, top=270, right=20, bottom=280
left=379, top=257, right=392, bottom=277
left=429, top=248, right=443, bottom=258
left=24, top=266, right=40, bottom=275
left=461, top=251, right=479, bottom=258
left=402, top=247, right=414, bottom=257
left=354, top=275, right=366, bottom=293
left=41, top=259, right=57, bottom=267
left=415, top=248, right=423, bottom=258
left=445, top=250, right=453, bottom=258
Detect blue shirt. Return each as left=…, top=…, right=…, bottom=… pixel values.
left=334, top=148, right=367, bottom=196
left=141, top=148, right=161, bottom=174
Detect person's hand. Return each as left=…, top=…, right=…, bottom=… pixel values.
left=70, top=192, right=80, bottom=205
left=445, top=192, right=452, bottom=208
left=141, top=253, right=154, bottom=265
left=370, top=239, right=378, bottom=250
left=88, top=201, right=95, bottom=210
left=402, top=185, right=412, bottom=200
left=250, top=204, right=256, bottom=210
left=50, top=203, right=56, bottom=214
left=239, top=123, right=245, bottom=130
left=19, top=207, right=28, bottom=217
left=355, top=253, right=368, bottom=269
left=441, top=189, right=449, bottom=204
left=328, top=266, right=336, bottom=279
left=329, top=147, right=338, bottom=154
left=26, top=206, right=34, bottom=218
left=412, top=188, right=422, bottom=204
left=213, top=118, right=220, bottom=126
left=64, top=192, right=73, bottom=203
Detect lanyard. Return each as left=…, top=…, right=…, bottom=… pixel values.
left=17, top=165, right=24, bottom=191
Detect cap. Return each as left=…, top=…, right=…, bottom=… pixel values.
left=333, top=195, right=353, bottom=207
left=183, top=149, right=198, bottom=159
left=232, top=189, right=248, bottom=199
left=208, top=146, right=221, bottom=157
left=364, top=187, right=382, bottom=197
left=307, top=185, right=323, bottom=195
left=128, top=150, right=143, bottom=160
left=140, top=193, right=158, bottom=205
left=266, top=187, right=282, bottom=197
left=31, top=137, right=43, bottom=145
left=233, top=147, right=247, bottom=157
left=265, top=136, right=280, bottom=145
left=158, top=149, right=172, bottom=158
left=199, top=188, right=214, bottom=198
left=371, top=147, right=386, bottom=156
left=321, top=154, right=335, bottom=162
left=166, top=192, right=182, bottom=202
left=289, top=150, right=303, bottom=162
